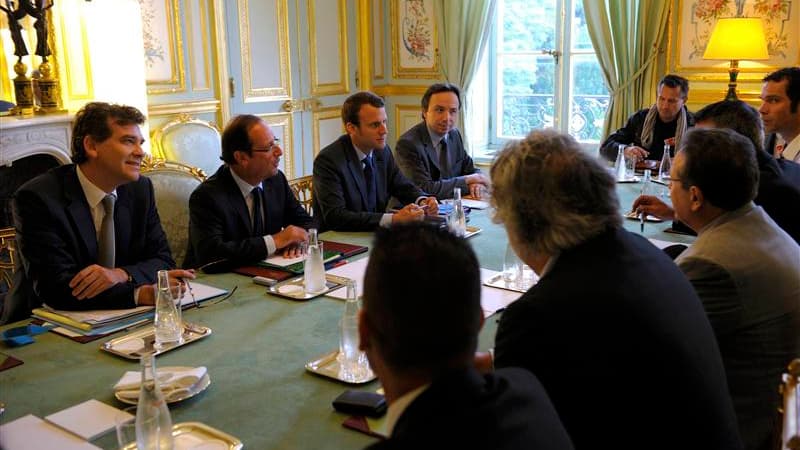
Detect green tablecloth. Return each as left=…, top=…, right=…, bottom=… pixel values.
left=0, top=182, right=692, bottom=449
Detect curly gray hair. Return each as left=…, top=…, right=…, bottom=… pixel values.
left=490, top=129, right=622, bottom=255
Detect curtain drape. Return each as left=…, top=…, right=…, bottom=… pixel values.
left=582, top=0, right=671, bottom=139
left=433, top=0, right=496, bottom=152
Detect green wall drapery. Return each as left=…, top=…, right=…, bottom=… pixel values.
left=582, top=0, right=671, bottom=139
left=434, top=0, right=496, bottom=152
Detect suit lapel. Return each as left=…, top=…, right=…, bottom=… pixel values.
left=344, top=142, right=370, bottom=210
left=221, top=166, right=255, bottom=235
left=63, top=168, right=98, bottom=261
left=420, top=126, right=441, bottom=173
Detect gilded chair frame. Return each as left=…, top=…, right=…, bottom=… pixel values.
left=289, top=175, right=313, bottom=216
left=0, top=226, right=18, bottom=292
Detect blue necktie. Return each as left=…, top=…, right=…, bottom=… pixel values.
left=363, top=155, right=377, bottom=212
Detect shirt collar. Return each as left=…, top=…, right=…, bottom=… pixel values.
left=426, top=125, right=446, bottom=147
left=229, top=166, right=260, bottom=197
left=385, top=383, right=430, bottom=436
left=76, top=165, right=116, bottom=208
left=352, top=144, right=371, bottom=163
left=780, top=134, right=800, bottom=162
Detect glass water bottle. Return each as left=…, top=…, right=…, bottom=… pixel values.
left=449, top=187, right=467, bottom=236
left=154, top=270, right=182, bottom=350
left=136, top=353, right=174, bottom=450
left=304, top=229, right=326, bottom=293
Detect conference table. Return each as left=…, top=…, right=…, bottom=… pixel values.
left=0, top=181, right=693, bottom=449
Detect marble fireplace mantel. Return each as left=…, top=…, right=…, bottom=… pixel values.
left=0, top=114, right=74, bottom=167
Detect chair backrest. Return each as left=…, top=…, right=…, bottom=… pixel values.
left=289, top=175, right=313, bottom=216
left=141, top=159, right=206, bottom=266
left=0, top=227, right=18, bottom=293
left=783, top=359, right=800, bottom=450
left=152, top=114, right=222, bottom=177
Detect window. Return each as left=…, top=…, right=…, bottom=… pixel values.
left=473, top=0, right=609, bottom=157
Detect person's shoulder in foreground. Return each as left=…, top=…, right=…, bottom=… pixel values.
left=488, top=128, right=742, bottom=450
left=361, top=223, right=572, bottom=450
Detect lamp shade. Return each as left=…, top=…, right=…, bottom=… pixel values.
left=703, top=18, right=769, bottom=60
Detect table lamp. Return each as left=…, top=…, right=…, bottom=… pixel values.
left=702, top=17, right=769, bottom=100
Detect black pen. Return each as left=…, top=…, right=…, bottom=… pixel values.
left=640, top=210, right=645, bottom=233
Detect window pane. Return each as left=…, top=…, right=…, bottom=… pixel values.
left=499, top=55, right=555, bottom=138
left=499, top=0, right=556, bottom=52
left=569, top=55, right=609, bottom=141
left=571, top=1, right=593, bottom=51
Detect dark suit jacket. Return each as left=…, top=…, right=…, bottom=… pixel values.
left=366, top=367, right=574, bottom=450
left=184, top=165, right=314, bottom=269
left=599, top=107, right=694, bottom=162
left=312, top=134, right=424, bottom=231
left=394, top=122, right=479, bottom=199
left=3, top=165, right=174, bottom=323
left=766, top=132, right=800, bottom=188
left=752, top=145, right=800, bottom=244
left=494, top=227, right=743, bottom=450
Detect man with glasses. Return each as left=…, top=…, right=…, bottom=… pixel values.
left=185, top=115, right=313, bottom=271
left=313, top=91, right=439, bottom=231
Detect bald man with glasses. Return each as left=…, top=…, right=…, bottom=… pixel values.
left=185, top=115, right=314, bottom=272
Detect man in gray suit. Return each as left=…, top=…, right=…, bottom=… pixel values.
left=395, top=83, right=489, bottom=199
left=670, top=128, right=800, bottom=450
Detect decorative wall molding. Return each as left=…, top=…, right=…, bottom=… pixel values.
left=148, top=99, right=221, bottom=116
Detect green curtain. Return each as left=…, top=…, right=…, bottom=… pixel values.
left=583, top=0, right=671, bottom=139
left=433, top=0, right=496, bottom=151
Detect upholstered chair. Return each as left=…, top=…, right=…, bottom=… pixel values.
left=152, top=114, right=222, bottom=177
left=141, top=159, right=206, bottom=266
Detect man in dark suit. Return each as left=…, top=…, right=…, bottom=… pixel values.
left=766, top=133, right=800, bottom=187
left=185, top=115, right=313, bottom=270
left=394, top=83, right=489, bottom=199
left=2, top=102, right=192, bottom=324
left=313, top=92, right=438, bottom=231
left=482, top=130, right=742, bottom=449
left=634, top=100, right=800, bottom=244
left=360, top=223, right=572, bottom=450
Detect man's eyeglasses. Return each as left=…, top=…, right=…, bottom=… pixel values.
left=251, top=138, right=281, bottom=153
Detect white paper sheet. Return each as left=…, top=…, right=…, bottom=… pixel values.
left=648, top=238, right=688, bottom=250
left=479, top=268, right=522, bottom=316
left=325, top=258, right=370, bottom=300
left=462, top=199, right=490, bottom=209
left=0, top=415, right=101, bottom=450
left=45, top=399, right=130, bottom=441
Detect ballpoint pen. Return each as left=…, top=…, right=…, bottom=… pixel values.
left=183, top=278, right=199, bottom=308
left=640, top=210, right=645, bottom=233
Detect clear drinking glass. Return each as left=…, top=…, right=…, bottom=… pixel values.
left=625, top=152, right=637, bottom=179
left=503, top=243, right=522, bottom=289
left=114, top=406, right=138, bottom=449
left=154, top=270, right=182, bottom=350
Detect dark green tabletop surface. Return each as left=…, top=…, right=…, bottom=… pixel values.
left=0, top=180, right=692, bottom=449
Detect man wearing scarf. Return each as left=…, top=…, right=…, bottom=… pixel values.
left=600, top=74, right=694, bottom=163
